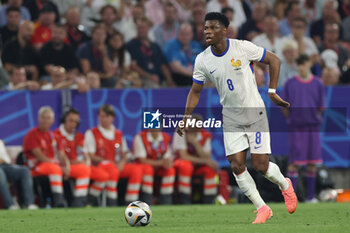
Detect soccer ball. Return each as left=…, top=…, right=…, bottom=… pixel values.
left=124, top=201, right=152, bottom=227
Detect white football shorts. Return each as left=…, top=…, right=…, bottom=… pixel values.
left=223, top=116, right=271, bottom=156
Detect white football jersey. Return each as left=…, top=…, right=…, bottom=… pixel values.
left=193, top=39, right=267, bottom=125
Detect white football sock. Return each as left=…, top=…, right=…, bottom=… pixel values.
left=264, top=162, right=289, bottom=191
left=233, top=168, right=265, bottom=210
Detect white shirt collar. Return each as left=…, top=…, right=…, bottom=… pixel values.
left=59, top=124, right=75, bottom=141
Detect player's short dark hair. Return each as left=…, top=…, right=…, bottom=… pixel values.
left=205, top=12, right=230, bottom=28
left=296, top=54, right=310, bottom=65
left=6, top=6, right=20, bottom=15
left=221, top=7, right=234, bottom=15
left=284, top=1, right=299, bottom=16
left=99, top=104, right=115, bottom=117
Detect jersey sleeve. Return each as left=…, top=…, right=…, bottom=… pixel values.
left=133, top=135, right=147, bottom=159
left=83, top=130, right=96, bottom=154
left=241, top=40, right=266, bottom=62
left=192, top=54, right=207, bottom=85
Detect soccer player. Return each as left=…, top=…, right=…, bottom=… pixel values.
left=173, top=114, right=218, bottom=204
left=52, top=108, right=91, bottom=207
left=282, top=54, right=325, bottom=203
left=133, top=129, right=175, bottom=205
left=84, top=104, right=142, bottom=206
left=22, top=106, right=65, bottom=207
left=177, top=12, right=297, bottom=224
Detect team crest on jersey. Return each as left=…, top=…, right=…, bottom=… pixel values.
left=231, top=59, right=241, bottom=70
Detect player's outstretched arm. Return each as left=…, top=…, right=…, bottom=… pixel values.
left=177, top=82, right=204, bottom=136
left=262, top=51, right=290, bottom=108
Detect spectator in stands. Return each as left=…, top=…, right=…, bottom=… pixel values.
left=206, top=0, right=246, bottom=28
left=273, top=0, right=287, bottom=21
left=0, top=0, right=31, bottom=27
left=115, top=70, right=142, bottom=88
left=321, top=49, right=340, bottom=86
left=6, top=65, right=39, bottom=90
left=0, top=6, right=20, bottom=46
left=221, top=7, right=237, bottom=38
left=76, top=24, right=115, bottom=88
left=65, top=6, right=90, bottom=52
left=99, top=5, right=118, bottom=40
left=173, top=115, right=218, bottom=204
left=318, top=23, right=350, bottom=75
left=337, top=0, right=350, bottom=19
left=0, top=34, right=10, bottom=89
left=252, top=14, right=282, bottom=54
left=145, top=0, right=190, bottom=25
left=41, top=66, right=72, bottom=90
left=238, top=1, right=267, bottom=41
left=280, top=17, right=319, bottom=64
left=39, top=23, right=79, bottom=80
left=116, top=3, right=146, bottom=43
left=190, top=0, right=206, bottom=49
left=133, top=129, right=175, bottom=205
left=322, top=67, right=340, bottom=85
left=310, top=0, right=341, bottom=46
left=301, top=0, right=319, bottom=24
left=84, top=104, right=143, bottom=206
left=278, top=1, right=301, bottom=37
left=163, top=22, right=202, bottom=86
left=22, top=106, right=65, bottom=207
left=126, top=17, right=173, bottom=87
left=1, top=20, right=39, bottom=81
left=80, top=0, right=121, bottom=31
left=52, top=108, right=92, bottom=207
left=282, top=54, right=325, bottom=203
left=24, top=0, right=60, bottom=23
left=0, top=139, right=38, bottom=210
left=152, top=1, right=180, bottom=48
left=278, top=39, right=299, bottom=87
left=50, top=0, right=80, bottom=18
left=29, top=4, right=57, bottom=51
left=86, top=71, right=100, bottom=89
left=108, top=31, right=131, bottom=80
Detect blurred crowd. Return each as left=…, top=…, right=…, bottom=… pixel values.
left=0, top=0, right=349, bottom=91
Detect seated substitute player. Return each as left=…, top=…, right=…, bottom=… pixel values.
left=282, top=54, right=325, bottom=203
left=177, top=12, right=297, bottom=224
left=52, top=108, right=91, bottom=207
left=133, top=129, right=175, bottom=205
left=173, top=114, right=218, bottom=204
left=22, top=106, right=65, bottom=207
left=84, top=104, right=143, bottom=206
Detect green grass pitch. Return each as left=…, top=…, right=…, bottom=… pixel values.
left=0, top=203, right=349, bottom=233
